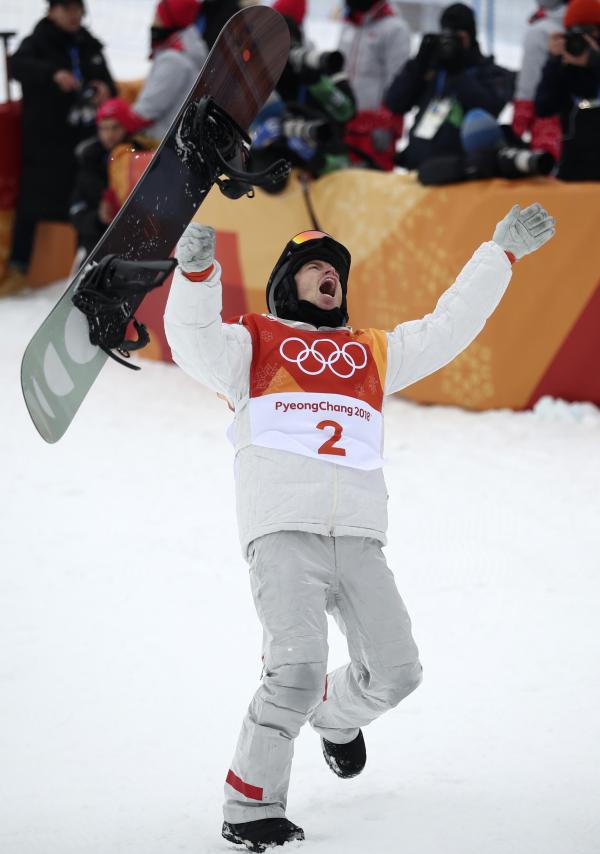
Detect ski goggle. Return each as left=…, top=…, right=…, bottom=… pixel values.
left=290, top=230, right=328, bottom=245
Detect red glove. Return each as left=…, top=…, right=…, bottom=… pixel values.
left=512, top=99, right=535, bottom=137
left=531, top=115, right=563, bottom=162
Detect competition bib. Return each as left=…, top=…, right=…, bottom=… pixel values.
left=236, top=314, right=388, bottom=470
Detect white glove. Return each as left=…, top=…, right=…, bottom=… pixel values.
left=175, top=222, right=216, bottom=273
left=493, top=203, right=556, bottom=260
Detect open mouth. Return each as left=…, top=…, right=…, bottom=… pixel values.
left=319, top=276, right=337, bottom=297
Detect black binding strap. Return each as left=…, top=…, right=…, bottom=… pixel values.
left=72, top=256, right=177, bottom=370
left=190, top=96, right=291, bottom=199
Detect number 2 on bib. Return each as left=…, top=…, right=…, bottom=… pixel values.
left=316, top=420, right=346, bottom=457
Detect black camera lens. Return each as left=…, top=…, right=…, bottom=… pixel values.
left=288, top=47, right=344, bottom=80
left=565, top=28, right=588, bottom=57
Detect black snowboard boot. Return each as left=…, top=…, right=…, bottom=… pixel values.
left=321, top=729, right=366, bottom=778
left=222, top=817, right=305, bottom=852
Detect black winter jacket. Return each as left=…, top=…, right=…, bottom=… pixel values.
left=534, top=56, right=600, bottom=131
left=385, top=47, right=514, bottom=170
left=199, top=1, right=244, bottom=49
left=9, top=17, right=116, bottom=219
left=69, top=137, right=110, bottom=255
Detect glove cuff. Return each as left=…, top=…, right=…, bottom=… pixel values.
left=182, top=263, right=215, bottom=282
left=505, top=250, right=517, bottom=265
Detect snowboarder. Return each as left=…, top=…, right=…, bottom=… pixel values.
left=163, top=204, right=555, bottom=852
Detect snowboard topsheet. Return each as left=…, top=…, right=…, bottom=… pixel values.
left=21, top=7, right=289, bottom=443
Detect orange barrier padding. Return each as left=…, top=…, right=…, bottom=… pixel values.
left=116, top=79, right=145, bottom=105
left=27, top=221, right=77, bottom=288
left=109, top=156, right=600, bottom=410
left=108, top=146, right=156, bottom=209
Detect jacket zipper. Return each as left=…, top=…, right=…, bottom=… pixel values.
left=329, top=464, right=339, bottom=536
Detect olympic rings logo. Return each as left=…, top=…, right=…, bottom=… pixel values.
left=279, top=337, right=368, bottom=379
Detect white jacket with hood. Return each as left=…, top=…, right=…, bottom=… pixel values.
left=338, top=2, right=411, bottom=111
left=134, top=25, right=208, bottom=141
left=515, top=2, right=567, bottom=101
left=164, top=241, right=512, bottom=557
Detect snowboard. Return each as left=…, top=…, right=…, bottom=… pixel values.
left=21, top=7, right=289, bottom=443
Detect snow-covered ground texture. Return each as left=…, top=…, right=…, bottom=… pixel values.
left=2, top=284, right=600, bottom=854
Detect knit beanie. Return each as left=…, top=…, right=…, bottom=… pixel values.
left=272, top=0, right=307, bottom=25
left=564, top=0, right=600, bottom=26
left=48, top=0, right=85, bottom=7
left=440, top=3, right=477, bottom=39
left=156, top=0, right=200, bottom=29
left=96, top=98, right=138, bottom=133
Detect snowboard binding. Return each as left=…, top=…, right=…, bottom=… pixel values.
left=72, top=255, right=177, bottom=369
left=178, top=95, right=291, bottom=198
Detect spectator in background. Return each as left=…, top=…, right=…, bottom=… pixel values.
left=338, top=0, right=411, bottom=170
left=198, top=0, right=261, bottom=49
left=69, top=99, right=143, bottom=263
left=535, top=0, right=600, bottom=179
left=512, top=0, right=571, bottom=161
left=535, top=3, right=600, bottom=118
left=8, top=0, right=116, bottom=275
left=126, top=0, right=208, bottom=143
left=272, top=0, right=307, bottom=30
left=385, top=3, right=514, bottom=171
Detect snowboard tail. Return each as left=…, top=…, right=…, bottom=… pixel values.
left=21, top=7, right=289, bottom=443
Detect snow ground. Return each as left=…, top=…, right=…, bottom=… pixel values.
left=1, top=284, right=600, bottom=854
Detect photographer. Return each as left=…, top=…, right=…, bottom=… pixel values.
left=535, top=1, right=600, bottom=116
left=384, top=3, right=514, bottom=172
left=535, top=0, right=600, bottom=179
left=512, top=1, right=569, bottom=160
left=8, top=0, right=116, bottom=274
left=248, top=11, right=356, bottom=191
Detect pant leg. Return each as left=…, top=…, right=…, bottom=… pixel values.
left=224, top=531, right=332, bottom=823
left=10, top=208, right=38, bottom=271
left=310, top=536, right=422, bottom=744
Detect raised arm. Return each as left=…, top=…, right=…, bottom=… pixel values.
left=164, top=224, right=252, bottom=404
left=385, top=204, right=556, bottom=395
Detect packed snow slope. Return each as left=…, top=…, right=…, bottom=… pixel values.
left=1, top=284, right=599, bottom=854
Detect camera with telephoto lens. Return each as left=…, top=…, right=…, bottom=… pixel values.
left=281, top=117, right=334, bottom=145
left=287, top=46, right=345, bottom=82
left=438, top=29, right=464, bottom=64
left=67, top=83, right=98, bottom=127
left=565, top=26, right=590, bottom=57
left=419, top=30, right=465, bottom=70
left=495, top=146, right=555, bottom=178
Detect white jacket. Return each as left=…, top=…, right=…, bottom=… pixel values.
left=134, top=25, right=208, bottom=141
left=164, top=241, right=512, bottom=556
left=515, top=7, right=565, bottom=101
left=338, top=6, right=411, bottom=112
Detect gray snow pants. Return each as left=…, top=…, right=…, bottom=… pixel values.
left=223, top=531, right=422, bottom=823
